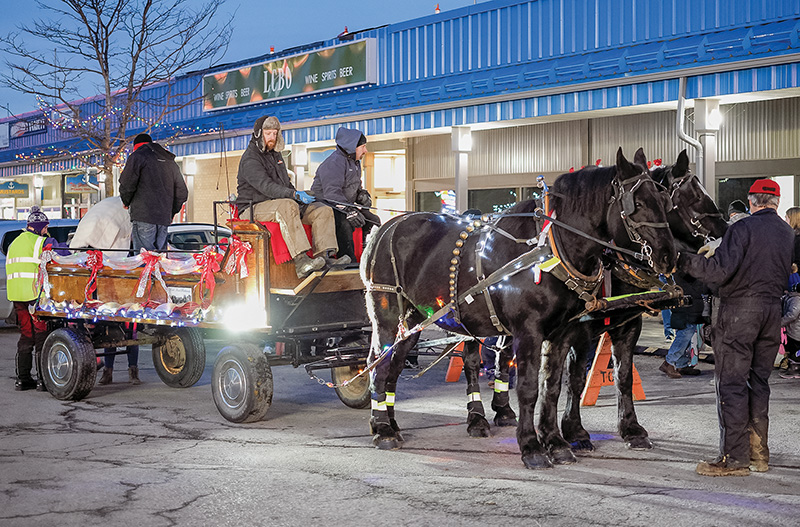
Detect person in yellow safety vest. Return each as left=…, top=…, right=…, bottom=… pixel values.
left=6, top=207, right=64, bottom=391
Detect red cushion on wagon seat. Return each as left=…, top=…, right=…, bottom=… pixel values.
left=261, top=222, right=362, bottom=264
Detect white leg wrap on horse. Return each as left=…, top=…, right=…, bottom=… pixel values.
left=494, top=380, right=509, bottom=393
left=468, top=391, right=482, bottom=402
left=371, top=399, right=388, bottom=411
left=385, top=392, right=396, bottom=406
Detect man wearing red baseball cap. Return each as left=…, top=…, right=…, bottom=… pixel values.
left=678, top=178, right=794, bottom=476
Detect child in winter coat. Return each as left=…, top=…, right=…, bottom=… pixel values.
left=780, top=283, right=800, bottom=379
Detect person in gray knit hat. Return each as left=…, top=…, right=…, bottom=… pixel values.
left=237, top=116, right=348, bottom=278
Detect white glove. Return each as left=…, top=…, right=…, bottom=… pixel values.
left=698, top=238, right=722, bottom=259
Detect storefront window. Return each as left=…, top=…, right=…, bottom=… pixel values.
left=520, top=187, right=543, bottom=202
left=416, top=190, right=454, bottom=213
left=718, top=175, right=796, bottom=219
left=467, top=188, right=517, bottom=214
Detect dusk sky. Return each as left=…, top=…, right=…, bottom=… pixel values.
left=0, top=0, right=480, bottom=117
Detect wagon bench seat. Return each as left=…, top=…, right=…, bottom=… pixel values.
left=226, top=219, right=365, bottom=295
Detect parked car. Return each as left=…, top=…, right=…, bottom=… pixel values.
left=166, top=223, right=232, bottom=251
left=1, top=220, right=232, bottom=321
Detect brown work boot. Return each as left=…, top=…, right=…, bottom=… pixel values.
left=294, top=253, right=325, bottom=279
left=696, top=456, right=750, bottom=477
left=128, top=366, right=142, bottom=385
left=98, top=367, right=113, bottom=385
left=749, top=427, right=769, bottom=472
left=659, top=360, right=682, bottom=379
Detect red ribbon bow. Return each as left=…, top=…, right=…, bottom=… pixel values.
left=135, top=251, right=167, bottom=300
left=194, top=246, right=223, bottom=309
left=84, top=250, right=104, bottom=302
left=224, top=235, right=253, bottom=279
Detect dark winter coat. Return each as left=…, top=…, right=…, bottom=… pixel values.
left=669, top=273, right=704, bottom=330
left=236, top=136, right=296, bottom=213
left=782, top=292, right=800, bottom=340
left=119, top=142, right=188, bottom=226
left=679, top=208, right=794, bottom=303
left=310, top=128, right=364, bottom=205
left=792, top=232, right=800, bottom=269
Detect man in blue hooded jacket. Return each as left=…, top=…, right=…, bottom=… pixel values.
left=311, top=128, right=381, bottom=262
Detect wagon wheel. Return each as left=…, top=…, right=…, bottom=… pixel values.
left=332, top=364, right=371, bottom=409
left=152, top=327, right=205, bottom=388
left=41, top=328, right=97, bottom=401
left=212, top=343, right=273, bottom=423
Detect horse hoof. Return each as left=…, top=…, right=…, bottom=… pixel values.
left=373, top=435, right=400, bottom=450
left=494, top=415, right=518, bottom=427
left=625, top=436, right=653, bottom=450
left=521, top=453, right=553, bottom=470
left=467, top=415, right=491, bottom=437
left=570, top=439, right=595, bottom=452
left=550, top=447, right=578, bottom=465
left=468, top=424, right=491, bottom=438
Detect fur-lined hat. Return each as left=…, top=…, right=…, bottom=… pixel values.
left=253, top=116, right=284, bottom=152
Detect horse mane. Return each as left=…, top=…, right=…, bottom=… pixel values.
left=549, top=166, right=616, bottom=218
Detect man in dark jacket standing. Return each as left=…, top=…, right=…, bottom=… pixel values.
left=237, top=116, right=347, bottom=279
left=119, top=133, right=188, bottom=252
left=311, top=127, right=381, bottom=262
left=679, top=179, right=794, bottom=476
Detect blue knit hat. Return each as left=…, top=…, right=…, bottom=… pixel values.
left=26, top=205, right=49, bottom=235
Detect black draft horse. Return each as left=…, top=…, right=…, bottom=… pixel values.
left=463, top=151, right=727, bottom=451
left=560, top=150, right=729, bottom=451
left=360, top=148, right=677, bottom=469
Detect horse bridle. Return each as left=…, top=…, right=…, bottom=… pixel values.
left=667, top=174, right=725, bottom=243
left=611, top=170, right=671, bottom=267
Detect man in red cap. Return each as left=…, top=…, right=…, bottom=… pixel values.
left=679, top=178, right=793, bottom=476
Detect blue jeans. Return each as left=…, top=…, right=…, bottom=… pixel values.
left=665, top=325, right=698, bottom=368
left=132, top=221, right=168, bottom=252
left=661, top=310, right=674, bottom=338
left=104, top=346, right=139, bottom=369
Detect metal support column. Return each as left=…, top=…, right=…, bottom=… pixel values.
left=695, top=98, right=721, bottom=203
left=451, top=126, right=472, bottom=213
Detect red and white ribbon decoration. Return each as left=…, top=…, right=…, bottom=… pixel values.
left=134, top=250, right=168, bottom=299
left=84, top=250, right=104, bottom=302
left=224, top=235, right=252, bottom=279
left=36, top=249, right=56, bottom=299
left=193, top=246, right=223, bottom=309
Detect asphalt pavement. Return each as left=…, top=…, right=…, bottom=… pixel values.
left=1, top=315, right=799, bottom=526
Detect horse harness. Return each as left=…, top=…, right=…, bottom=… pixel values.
left=666, top=174, right=725, bottom=243
left=365, top=171, right=671, bottom=341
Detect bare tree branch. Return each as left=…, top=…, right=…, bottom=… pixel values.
left=1, top=0, right=233, bottom=194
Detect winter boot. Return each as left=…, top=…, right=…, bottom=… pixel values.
left=98, top=367, right=113, bottom=385
left=14, top=378, right=37, bottom=391
left=128, top=366, right=142, bottom=385
left=294, top=253, right=325, bottom=279
left=324, top=251, right=351, bottom=268
left=659, top=360, right=682, bottom=379
left=749, top=425, right=769, bottom=472
left=696, top=456, right=750, bottom=477
left=779, top=359, right=800, bottom=379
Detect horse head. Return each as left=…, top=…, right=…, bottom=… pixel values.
left=652, top=150, right=728, bottom=253
left=607, top=147, right=677, bottom=275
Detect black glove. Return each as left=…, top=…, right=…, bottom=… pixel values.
left=356, top=189, right=372, bottom=207
left=346, top=208, right=366, bottom=228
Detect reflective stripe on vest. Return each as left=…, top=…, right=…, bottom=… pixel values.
left=6, top=231, right=46, bottom=302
